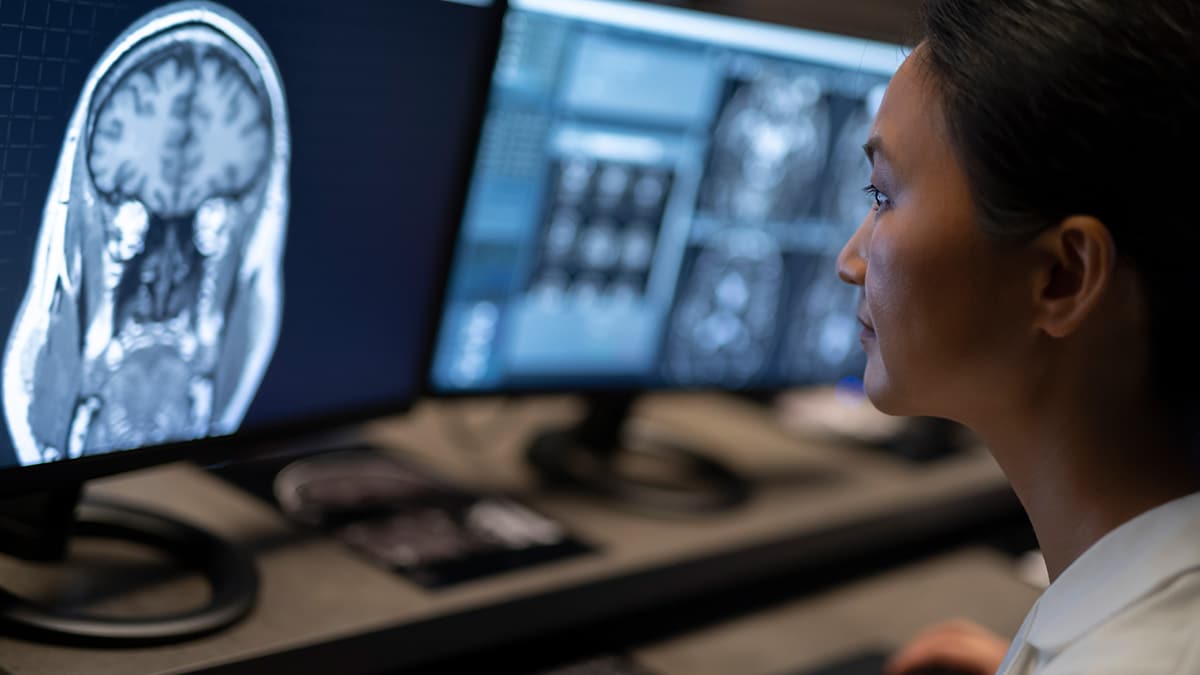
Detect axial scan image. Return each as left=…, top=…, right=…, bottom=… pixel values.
left=529, top=157, right=673, bottom=308
left=700, top=72, right=830, bottom=225
left=2, top=2, right=290, bottom=466
left=663, top=229, right=784, bottom=386
left=780, top=85, right=887, bottom=382
left=827, top=84, right=888, bottom=230
left=783, top=254, right=866, bottom=383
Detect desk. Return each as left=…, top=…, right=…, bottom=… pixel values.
left=631, top=547, right=1039, bottom=675
left=0, top=394, right=1021, bottom=674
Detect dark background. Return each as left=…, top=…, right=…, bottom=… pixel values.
left=660, top=0, right=919, bottom=45
left=0, top=0, right=499, bottom=468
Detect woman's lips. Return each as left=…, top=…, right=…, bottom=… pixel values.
left=858, top=313, right=875, bottom=341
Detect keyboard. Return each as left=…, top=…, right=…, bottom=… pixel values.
left=795, top=648, right=977, bottom=675
left=797, top=650, right=890, bottom=675
left=533, top=649, right=974, bottom=675
left=533, top=655, right=656, bottom=675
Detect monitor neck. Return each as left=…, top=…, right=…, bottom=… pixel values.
left=526, top=393, right=751, bottom=515
left=573, top=394, right=636, bottom=456
left=0, top=484, right=83, bottom=562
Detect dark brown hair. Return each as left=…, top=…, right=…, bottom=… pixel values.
left=918, top=0, right=1200, bottom=431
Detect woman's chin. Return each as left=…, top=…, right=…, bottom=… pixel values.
left=861, top=368, right=909, bottom=417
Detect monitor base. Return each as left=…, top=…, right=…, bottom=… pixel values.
left=0, top=494, right=258, bottom=647
left=526, top=395, right=751, bottom=516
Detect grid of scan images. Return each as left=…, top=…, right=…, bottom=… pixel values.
left=662, top=64, right=886, bottom=387
left=520, top=64, right=885, bottom=387
left=528, top=159, right=675, bottom=308
left=433, top=3, right=899, bottom=392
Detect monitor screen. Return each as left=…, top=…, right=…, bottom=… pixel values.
left=0, top=0, right=501, bottom=473
left=431, top=0, right=905, bottom=394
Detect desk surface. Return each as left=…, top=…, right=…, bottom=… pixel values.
left=633, top=546, right=1038, bottom=675
left=0, top=394, right=1020, bottom=675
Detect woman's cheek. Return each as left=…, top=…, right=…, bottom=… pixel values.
left=864, top=226, right=904, bottom=330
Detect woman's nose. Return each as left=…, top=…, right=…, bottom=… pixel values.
left=836, top=219, right=869, bottom=286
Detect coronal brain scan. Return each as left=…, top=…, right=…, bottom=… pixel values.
left=432, top=0, right=902, bottom=393
left=2, top=2, right=289, bottom=466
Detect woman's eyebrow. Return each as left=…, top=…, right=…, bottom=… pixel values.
left=862, top=135, right=887, bottom=166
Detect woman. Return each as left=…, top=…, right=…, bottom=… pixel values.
left=835, top=0, right=1200, bottom=673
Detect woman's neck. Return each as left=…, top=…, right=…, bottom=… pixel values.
left=978, top=398, right=1200, bottom=582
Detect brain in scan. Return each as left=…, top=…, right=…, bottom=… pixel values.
left=778, top=85, right=888, bottom=383
left=829, top=84, right=889, bottom=229
left=90, top=48, right=269, bottom=219
left=2, top=2, right=290, bottom=466
left=704, top=73, right=830, bottom=225
left=663, top=229, right=784, bottom=386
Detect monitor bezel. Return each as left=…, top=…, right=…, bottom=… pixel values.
left=423, top=0, right=901, bottom=400
left=0, top=0, right=510, bottom=495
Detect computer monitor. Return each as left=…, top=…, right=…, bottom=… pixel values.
left=429, top=0, right=905, bottom=512
left=0, top=0, right=503, bottom=644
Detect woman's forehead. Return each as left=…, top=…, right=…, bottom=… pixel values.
left=870, top=53, right=956, bottom=178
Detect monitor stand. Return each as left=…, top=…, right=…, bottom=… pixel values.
left=526, top=394, right=751, bottom=516
left=0, top=483, right=257, bottom=646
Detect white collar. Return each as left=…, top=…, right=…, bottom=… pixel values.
left=1025, top=490, right=1200, bottom=652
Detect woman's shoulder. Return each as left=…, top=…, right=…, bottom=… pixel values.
left=1040, top=569, right=1200, bottom=674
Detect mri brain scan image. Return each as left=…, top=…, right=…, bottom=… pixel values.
left=784, top=256, right=865, bottom=382
left=530, top=157, right=673, bottom=308
left=664, top=229, right=784, bottom=386
left=778, top=85, right=887, bottom=382
left=2, top=2, right=290, bottom=466
left=828, top=84, right=888, bottom=230
left=702, top=73, right=830, bottom=225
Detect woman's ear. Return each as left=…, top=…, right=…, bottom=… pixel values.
left=1028, top=215, right=1117, bottom=339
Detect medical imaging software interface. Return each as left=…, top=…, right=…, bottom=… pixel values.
left=433, top=0, right=903, bottom=392
left=0, top=0, right=496, bottom=469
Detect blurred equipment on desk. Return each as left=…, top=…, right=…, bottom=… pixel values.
left=798, top=650, right=890, bottom=675
left=774, top=381, right=973, bottom=463
left=533, top=654, right=661, bottom=675
left=795, top=649, right=979, bottom=675
left=213, top=445, right=594, bottom=588
left=429, top=0, right=907, bottom=516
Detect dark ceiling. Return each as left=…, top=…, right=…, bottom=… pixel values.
left=647, top=0, right=922, bottom=45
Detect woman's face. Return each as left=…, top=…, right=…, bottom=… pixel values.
left=836, top=51, right=1034, bottom=420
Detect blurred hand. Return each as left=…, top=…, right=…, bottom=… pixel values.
left=885, top=619, right=1010, bottom=675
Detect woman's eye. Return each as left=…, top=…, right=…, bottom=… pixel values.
left=863, top=184, right=890, bottom=211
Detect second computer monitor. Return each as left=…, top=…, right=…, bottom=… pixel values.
left=432, top=0, right=904, bottom=393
